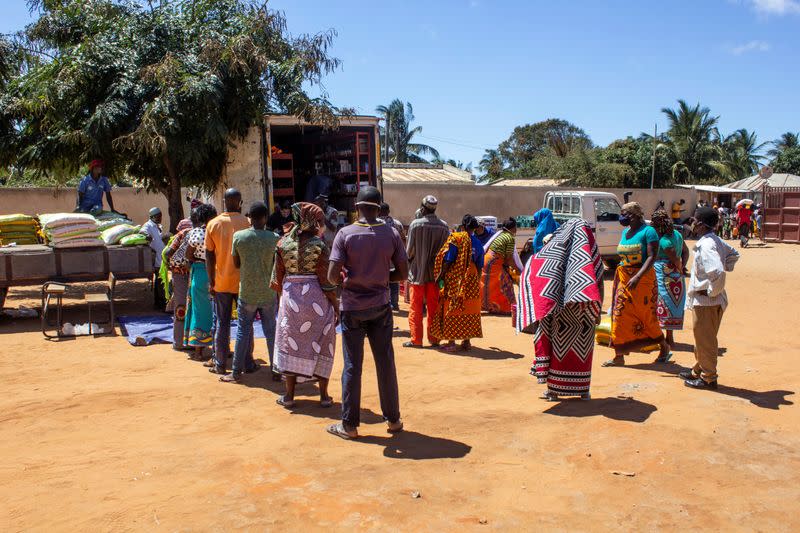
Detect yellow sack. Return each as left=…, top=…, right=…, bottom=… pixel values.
left=595, top=314, right=659, bottom=352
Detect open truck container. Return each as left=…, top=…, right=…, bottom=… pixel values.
left=217, top=114, right=383, bottom=224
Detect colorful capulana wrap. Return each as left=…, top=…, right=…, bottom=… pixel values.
left=430, top=232, right=482, bottom=341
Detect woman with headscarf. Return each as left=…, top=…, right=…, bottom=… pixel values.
left=602, top=202, right=670, bottom=367
left=163, top=214, right=195, bottom=351
left=517, top=218, right=604, bottom=400
left=183, top=203, right=218, bottom=361
left=651, top=209, right=690, bottom=348
left=271, top=202, right=338, bottom=408
left=481, top=217, right=519, bottom=314
left=532, top=208, right=559, bottom=254
left=431, top=215, right=484, bottom=352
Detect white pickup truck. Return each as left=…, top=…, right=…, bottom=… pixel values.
left=543, top=191, right=623, bottom=262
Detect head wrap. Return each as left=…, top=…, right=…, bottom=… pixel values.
left=190, top=198, right=202, bottom=210
left=650, top=209, right=673, bottom=235
left=89, top=159, right=104, bottom=171
left=287, top=202, right=324, bottom=240
left=176, top=218, right=193, bottom=232
left=532, top=208, right=559, bottom=254
left=622, top=202, right=644, bottom=219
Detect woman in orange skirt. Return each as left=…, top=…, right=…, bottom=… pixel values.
left=481, top=218, right=518, bottom=314
left=432, top=215, right=484, bottom=352
left=603, top=202, right=670, bottom=367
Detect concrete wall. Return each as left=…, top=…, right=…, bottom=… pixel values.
left=383, top=184, right=699, bottom=226
left=0, top=187, right=192, bottom=226
left=212, top=127, right=265, bottom=210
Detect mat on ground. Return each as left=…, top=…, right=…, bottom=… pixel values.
left=118, top=314, right=267, bottom=346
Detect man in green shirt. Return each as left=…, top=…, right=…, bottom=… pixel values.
left=220, top=201, right=279, bottom=383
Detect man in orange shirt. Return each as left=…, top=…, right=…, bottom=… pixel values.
left=205, top=189, right=250, bottom=374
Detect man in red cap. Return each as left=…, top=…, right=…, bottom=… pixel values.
left=76, top=159, right=116, bottom=213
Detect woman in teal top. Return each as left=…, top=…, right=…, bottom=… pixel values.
left=651, top=210, right=690, bottom=347
left=603, top=202, right=669, bottom=367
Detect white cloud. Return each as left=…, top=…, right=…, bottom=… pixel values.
left=729, top=40, right=771, bottom=55
left=750, top=0, right=800, bottom=14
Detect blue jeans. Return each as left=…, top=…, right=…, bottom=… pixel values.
left=340, top=304, right=400, bottom=428
left=232, top=299, right=277, bottom=376
left=213, top=292, right=237, bottom=368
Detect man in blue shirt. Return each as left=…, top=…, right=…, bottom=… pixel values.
left=76, top=159, right=116, bottom=213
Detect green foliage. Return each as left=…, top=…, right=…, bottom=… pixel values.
left=767, top=132, right=799, bottom=159
left=1, top=0, right=344, bottom=228
left=497, top=119, right=592, bottom=170
left=377, top=99, right=439, bottom=163
left=772, top=146, right=800, bottom=175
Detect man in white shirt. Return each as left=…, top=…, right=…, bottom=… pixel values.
left=681, top=206, right=740, bottom=389
left=141, top=207, right=167, bottom=309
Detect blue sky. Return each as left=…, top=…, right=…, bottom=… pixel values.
left=3, top=0, right=799, bottom=171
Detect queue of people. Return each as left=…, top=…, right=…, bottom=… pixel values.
left=150, top=187, right=740, bottom=441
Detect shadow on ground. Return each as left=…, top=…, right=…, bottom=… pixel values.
left=543, top=397, right=657, bottom=423
left=355, top=430, right=472, bottom=460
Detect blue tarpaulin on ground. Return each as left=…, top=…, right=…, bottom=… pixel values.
left=117, top=314, right=265, bottom=346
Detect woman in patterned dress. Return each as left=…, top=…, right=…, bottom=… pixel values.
left=432, top=215, right=484, bottom=352
left=481, top=217, right=519, bottom=315
left=271, top=202, right=338, bottom=408
left=183, top=204, right=217, bottom=361
left=650, top=209, right=689, bottom=348
left=163, top=216, right=194, bottom=351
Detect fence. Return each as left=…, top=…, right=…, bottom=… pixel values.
left=764, top=186, right=800, bottom=244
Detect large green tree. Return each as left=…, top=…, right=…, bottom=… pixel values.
left=1, top=0, right=344, bottom=230
left=660, top=99, right=721, bottom=183
left=710, top=129, right=766, bottom=182
left=767, top=132, right=799, bottom=159
left=772, top=146, right=800, bottom=175
left=497, top=118, right=592, bottom=170
left=376, top=99, right=439, bottom=163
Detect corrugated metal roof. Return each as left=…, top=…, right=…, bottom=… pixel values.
left=488, top=178, right=564, bottom=187
left=726, top=173, right=800, bottom=191
left=676, top=184, right=750, bottom=193
left=382, top=164, right=475, bottom=184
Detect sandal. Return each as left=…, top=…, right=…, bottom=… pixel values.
left=387, top=420, right=404, bottom=433
left=402, top=341, right=422, bottom=348
left=327, top=422, right=358, bottom=440
left=540, top=391, right=558, bottom=401
left=276, top=396, right=296, bottom=409
left=654, top=351, right=674, bottom=363
left=208, top=366, right=226, bottom=375
left=219, top=373, right=241, bottom=383
left=319, top=396, right=334, bottom=408
left=601, top=358, right=625, bottom=367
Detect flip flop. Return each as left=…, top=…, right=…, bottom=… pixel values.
left=276, top=396, right=296, bottom=409
left=402, top=341, right=422, bottom=348
left=219, top=373, right=241, bottom=383
left=327, top=423, right=358, bottom=440
left=601, top=359, right=625, bottom=367
left=319, top=397, right=334, bottom=408
left=654, top=351, right=674, bottom=363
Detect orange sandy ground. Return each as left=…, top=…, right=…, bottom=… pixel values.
left=0, top=242, right=798, bottom=532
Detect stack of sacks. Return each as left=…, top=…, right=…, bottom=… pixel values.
left=0, top=214, right=41, bottom=245
left=94, top=211, right=134, bottom=231
left=39, top=213, right=103, bottom=248
left=120, top=233, right=148, bottom=246
left=101, top=224, right=140, bottom=245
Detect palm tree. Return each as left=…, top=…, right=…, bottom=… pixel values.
left=479, top=149, right=504, bottom=182
left=710, top=129, right=767, bottom=182
left=767, top=132, right=800, bottom=159
left=661, top=100, right=720, bottom=182
left=376, top=99, right=440, bottom=163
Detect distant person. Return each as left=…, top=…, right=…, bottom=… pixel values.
left=267, top=199, right=293, bottom=236
left=602, top=202, right=670, bottom=367
left=432, top=214, right=484, bottom=353
left=532, top=208, right=559, bottom=254
left=404, top=195, right=449, bottom=348
left=481, top=217, right=518, bottom=315
left=671, top=198, right=686, bottom=224
left=517, top=219, right=604, bottom=401
left=314, top=194, right=339, bottom=247
left=272, top=202, right=338, bottom=406
left=326, top=186, right=408, bottom=440
left=184, top=203, right=218, bottom=361
left=379, top=202, right=406, bottom=311
left=219, top=201, right=278, bottom=383
left=736, top=202, right=752, bottom=248
left=140, top=207, right=167, bottom=310
left=76, top=159, right=117, bottom=214
left=205, top=188, right=250, bottom=375
left=681, top=207, right=740, bottom=389
left=305, top=173, right=333, bottom=203
left=164, top=215, right=196, bottom=351
left=651, top=209, right=689, bottom=349
left=473, top=220, right=495, bottom=247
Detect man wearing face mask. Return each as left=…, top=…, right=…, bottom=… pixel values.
left=680, top=207, right=740, bottom=389
left=602, top=202, right=670, bottom=367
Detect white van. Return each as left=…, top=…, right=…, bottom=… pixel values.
left=543, top=191, right=623, bottom=261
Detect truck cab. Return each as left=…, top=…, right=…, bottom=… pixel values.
left=543, top=191, right=623, bottom=260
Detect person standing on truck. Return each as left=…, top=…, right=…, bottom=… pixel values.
left=205, top=188, right=250, bottom=375
left=76, top=159, right=117, bottom=214
left=326, top=186, right=408, bottom=440
left=141, top=207, right=167, bottom=310
left=404, top=195, right=449, bottom=348
left=315, top=194, right=339, bottom=247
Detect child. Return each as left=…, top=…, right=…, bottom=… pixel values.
left=681, top=207, right=740, bottom=389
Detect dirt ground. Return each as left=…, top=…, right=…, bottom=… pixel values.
left=1, top=242, right=798, bottom=532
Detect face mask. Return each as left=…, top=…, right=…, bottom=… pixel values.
left=618, top=215, right=631, bottom=227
